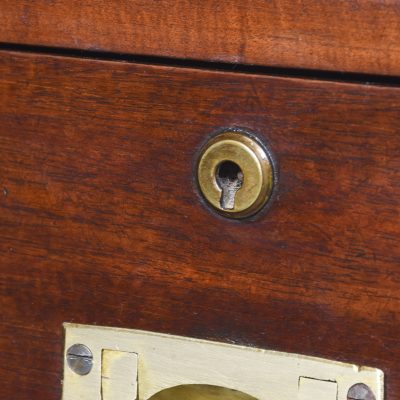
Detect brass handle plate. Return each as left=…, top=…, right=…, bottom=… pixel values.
left=62, top=323, right=383, bottom=400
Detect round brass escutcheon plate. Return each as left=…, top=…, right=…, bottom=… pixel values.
left=197, top=130, right=274, bottom=219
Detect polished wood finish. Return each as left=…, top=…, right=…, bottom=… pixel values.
left=1, top=51, right=400, bottom=399
left=2, top=0, right=400, bottom=76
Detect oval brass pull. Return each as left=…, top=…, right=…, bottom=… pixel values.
left=148, top=385, right=258, bottom=400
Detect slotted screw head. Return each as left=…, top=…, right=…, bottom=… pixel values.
left=66, top=344, right=93, bottom=375
left=347, top=383, right=376, bottom=400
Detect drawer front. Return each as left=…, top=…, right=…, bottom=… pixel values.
left=0, top=51, right=399, bottom=399
left=2, top=1, right=400, bottom=76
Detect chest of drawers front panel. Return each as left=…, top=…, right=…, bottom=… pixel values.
left=0, top=51, right=399, bottom=399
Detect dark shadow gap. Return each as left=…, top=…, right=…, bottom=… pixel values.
left=1, top=42, right=400, bottom=87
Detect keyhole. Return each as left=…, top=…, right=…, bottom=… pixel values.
left=216, top=161, right=244, bottom=210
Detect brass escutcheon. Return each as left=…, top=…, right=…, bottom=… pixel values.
left=197, top=130, right=274, bottom=218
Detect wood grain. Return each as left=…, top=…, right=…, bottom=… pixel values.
left=2, top=0, right=400, bottom=76
left=0, top=51, right=400, bottom=399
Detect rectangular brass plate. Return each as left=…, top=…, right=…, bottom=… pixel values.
left=62, top=323, right=383, bottom=400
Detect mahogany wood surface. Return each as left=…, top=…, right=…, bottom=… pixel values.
left=1, top=51, right=400, bottom=399
left=2, top=0, right=400, bottom=76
